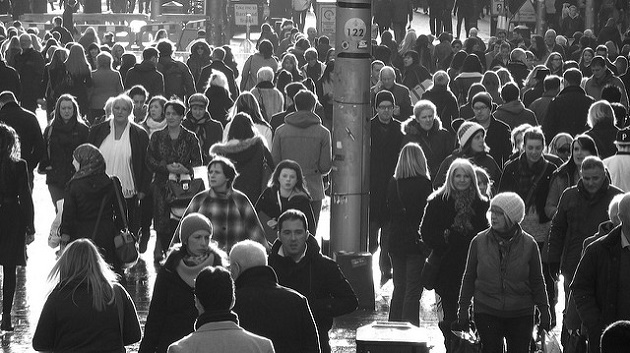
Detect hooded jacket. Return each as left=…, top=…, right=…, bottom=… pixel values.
left=124, top=60, right=165, bottom=98
left=272, top=110, right=332, bottom=201
left=401, top=117, right=455, bottom=178
left=493, top=100, right=539, bottom=129
left=210, top=135, right=274, bottom=203
left=268, top=235, right=358, bottom=351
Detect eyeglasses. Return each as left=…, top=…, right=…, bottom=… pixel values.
left=377, top=105, right=394, bottom=111
left=472, top=106, right=489, bottom=112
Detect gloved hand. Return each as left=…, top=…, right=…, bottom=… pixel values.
left=547, top=262, right=560, bottom=282
left=451, top=319, right=470, bottom=332
left=538, top=307, right=552, bottom=332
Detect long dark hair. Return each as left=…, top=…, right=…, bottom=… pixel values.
left=267, top=159, right=311, bottom=198
left=227, top=113, right=256, bottom=140
left=556, top=134, right=599, bottom=186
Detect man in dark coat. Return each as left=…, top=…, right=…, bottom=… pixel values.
left=0, top=91, right=44, bottom=187
left=467, top=92, right=512, bottom=168
left=230, top=240, right=320, bottom=353
left=571, top=192, right=630, bottom=353
left=0, top=58, right=21, bottom=101
left=370, top=66, right=413, bottom=121
left=269, top=210, right=358, bottom=353
left=391, top=0, right=412, bottom=43
left=369, top=91, right=403, bottom=284
left=196, top=47, right=239, bottom=101
left=506, top=48, right=530, bottom=89
left=156, top=41, right=196, bottom=102
left=543, top=68, right=595, bottom=142
left=13, top=34, right=45, bottom=113
left=124, top=47, right=165, bottom=98
left=51, top=16, right=74, bottom=45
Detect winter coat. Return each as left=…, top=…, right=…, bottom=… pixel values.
left=64, top=71, right=92, bottom=116
left=233, top=266, right=320, bottom=353
left=186, top=53, right=211, bottom=87
left=543, top=85, right=594, bottom=142
left=401, top=117, right=455, bottom=179
left=604, top=152, right=630, bottom=192
left=469, top=115, right=513, bottom=168
left=139, top=248, right=224, bottom=353
left=451, top=72, right=483, bottom=105
left=157, top=56, right=196, bottom=102
left=401, top=64, right=432, bottom=92
left=571, top=227, right=630, bottom=352
left=370, top=116, right=404, bottom=222
left=89, top=69, right=123, bottom=110
left=40, top=117, right=90, bottom=188
left=585, top=122, right=619, bottom=159
left=251, top=81, right=285, bottom=122
left=522, top=84, right=543, bottom=107
left=14, top=48, right=45, bottom=110
left=420, top=193, right=490, bottom=292
left=421, top=86, right=460, bottom=134
left=255, top=186, right=315, bottom=235
left=0, top=102, right=44, bottom=173
left=182, top=111, right=223, bottom=164
left=241, top=53, right=279, bottom=92
left=493, top=100, right=539, bottom=129
left=60, top=175, right=126, bottom=265
left=88, top=120, right=151, bottom=194
left=0, top=61, right=21, bottom=101
left=547, top=177, right=623, bottom=277
left=391, top=0, right=412, bottom=23
left=210, top=135, right=274, bottom=203
left=459, top=226, right=549, bottom=318
left=124, top=61, right=165, bottom=98
left=528, top=91, right=556, bottom=127
left=197, top=60, right=239, bottom=100
left=585, top=69, right=629, bottom=108
left=167, top=322, right=274, bottom=353
left=434, top=149, right=502, bottom=189
left=269, top=235, right=358, bottom=351
left=272, top=110, right=332, bottom=201
left=204, top=85, right=234, bottom=127
left=506, top=61, right=530, bottom=88
left=33, top=283, right=141, bottom=352
left=370, top=82, right=413, bottom=121
left=387, top=176, right=433, bottom=255
left=0, top=159, right=34, bottom=267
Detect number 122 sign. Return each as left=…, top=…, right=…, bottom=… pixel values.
left=344, top=18, right=366, bottom=42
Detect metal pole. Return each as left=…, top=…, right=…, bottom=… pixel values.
left=536, top=0, right=546, bottom=34
left=206, top=0, right=224, bottom=45
left=151, top=0, right=161, bottom=20
left=330, top=0, right=371, bottom=254
left=585, top=0, right=594, bottom=31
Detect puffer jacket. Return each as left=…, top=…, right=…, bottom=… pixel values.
left=401, top=117, right=455, bottom=179
left=272, top=110, right=332, bottom=201
left=459, top=226, right=549, bottom=317
left=547, top=177, right=623, bottom=276
left=493, top=100, right=538, bottom=129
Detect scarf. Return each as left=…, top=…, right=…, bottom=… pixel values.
left=195, top=310, right=239, bottom=330
left=71, top=144, right=105, bottom=181
left=185, top=111, right=210, bottom=145
left=451, top=187, right=477, bottom=234
left=100, top=120, right=135, bottom=198
left=145, top=117, right=167, bottom=138
left=176, top=251, right=216, bottom=287
left=490, top=225, right=520, bottom=277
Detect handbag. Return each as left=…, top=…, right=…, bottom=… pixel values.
left=165, top=176, right=205, bottom=208
left=410, top=78, right=433, bottom=104
left=112, top=178, right=139, bottom=268
left=420, top=249, right=442, bottom=290
left=451, top=322, right=482, bottom=353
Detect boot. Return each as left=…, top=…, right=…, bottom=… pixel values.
left=1, top=314, right=14, bottom=331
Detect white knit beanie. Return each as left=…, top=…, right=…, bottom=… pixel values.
left=490, top=192, right=526, bottom=225
left=457, top=121, right=485, bottom=147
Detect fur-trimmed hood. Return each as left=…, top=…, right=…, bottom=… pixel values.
left=210, top=135, right=267, bottom=167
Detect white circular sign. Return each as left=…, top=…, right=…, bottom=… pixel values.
left=344, top=18, right=366, bottom=42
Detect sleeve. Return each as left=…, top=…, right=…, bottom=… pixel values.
left=529, top=239, right=550, bottom=309
left=183, top=65, right=196, bottom=99
left=112, top=177, right=128, bottom=231
left=116, top=284, right=142, bottom=345
left=17, top=161, right=34, bottom=232
left=146, top=133, right=168, bottom=173
left=497, top=163, right=514, bottom=193
left=458, top=235, right=479, bottom=321
left=570, top=245, right=604, bottom=331
left=240, top=57, right=252, bottom=91
left=544, top=174, right=563, bottom=219
left=138, top=272, right=169, bottom=353
left=60, top=184, right=77, bottom=239
left=197, top=67, right=209, bottom=93
left=317, top=128, right=332, bottom=175
left=189, top=134, right=203, bottom=169
left=115, top=72, right=124, bottom=95
left=399, top=88, right=413, bottom=120
left=300, top=298, right=321, bottom=353
left=27, top=119, right=45, bottom=174
left=239, top=195, right=270, bottom=250
left=271, top=130, right=282, bottom=164
left=310, top=261, right=358, bottom=318
left=547, top=190, right=569, bottom=265
left=41, top=66, right=50, bottom=99
left=137, top=128, right=152, bottom=194
left=124, top=70, right=134, bottom=90
left=420, top=198, right=448, bottom=251
left=543, top=101, right=558, bottom=142
left=32, top=293, right=58, bottom=351
left=39, top=126, right=51, bottom=172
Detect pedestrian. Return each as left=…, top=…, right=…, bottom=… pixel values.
left=88, top=94, right=151, bottom=249
left=585, top=100, right=619, bottom=159
left=386, top=142, right=433, bottom=326
left=391, top=0, right=413, bottom=43
left=174, top=156, right=269, bottom=252
left=230, top=240, right=320, bottom=353
left=32, top=239, right=141, bottom=352
left=241, top=40, right=278, bottom=92
left=275, top=53, right=304, bottom=94
left=156, top=41, right=196, bottom=102
left=14, top=34, right=45, bottom=113
left=585, top=56, right=629, bottom=108
left=197, top=47, right=239, bottom=101
left=0, top=52, right=21, bottom=101
left=529, top=75, right=561, bottom=127
left=182, top=93, right=223, bottom=165
left=39, top=94, right=90, bottom=207
left=420, top=158, right=489, bottom=352
left=0, top=123, right=35, bottom=331
left=140, top=213, right=227, bottom=353
left=224, top=92, right=273, bottom=148
left=546, top=132, right=573, bottom=162
left=204, top=71, right=234, bottom=127
left=421, top=70, right=459, bottom=134
left=88, top=52, right=123, bottom=125
left=604, top=127, right=630, bottom=192
left=146, top=99, right=203, bottom=261
left=255, top=159, right=315, bottom=242
left=186, top=40, right=211, bottom=88
left=371, top=66, right=413, bottom=121
left=493, top=82, right=538, bottom=129
left=456, top=192, right=551, bottom=353
left=167, top=266, right=275, bottom=353
left=401, top=50, right=432, bottom=93
left=64, top=44, right=93, bottom=117
left=210, top=113, right=274, bottom=203
left=250, top=67, right=285, bottom=123
left=451, top=54, right=484, bottom=106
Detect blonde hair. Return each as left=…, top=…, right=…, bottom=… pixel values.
left=48, top=239, right=117, bottom=311
left=66, top=44, right=91, bottom=77
left=394, top=143, right=430, bottom=180
left=434, top=158, right=484, bottom=200
left=587, top=100, right=615, bottom=127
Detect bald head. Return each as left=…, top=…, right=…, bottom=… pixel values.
left=19, top=33, right=32, bottom=49
left=618, top=193, right=630, bottom=225
left=229, top=240, right=268, bottom=280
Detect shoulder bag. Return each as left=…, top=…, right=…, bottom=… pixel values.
left=166, top=175, right=205, bottom=207
left=410, top=70, right=433, bottom=104
left=112, top=178, right=139, bottom=268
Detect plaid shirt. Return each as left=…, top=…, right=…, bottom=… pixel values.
left=181, top=188, right=268, bottom=252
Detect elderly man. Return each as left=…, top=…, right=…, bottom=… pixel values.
left=543, top=29, right=566, bottom=60
left=371, top=66, right=413, bottom=120
left=269, top=210, right=358, bottom=353
left=506, top=48, right=530, bottom=89
left=230, top=240, right=320, bottom=353
left=167, top=266, right=275, bottom=353
left=571, top=192, right=630, bottom=353
left=13, top=34, right=44, bottom=113
left=548, top=156, right=623, bottom=346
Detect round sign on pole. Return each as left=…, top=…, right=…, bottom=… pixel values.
left=344, top=18, right=366, bottom=42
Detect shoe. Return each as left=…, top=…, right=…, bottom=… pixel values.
left=1, top=315, right=14, bottom=332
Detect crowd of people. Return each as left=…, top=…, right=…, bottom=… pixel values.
left=2, top=4, right=630, bottom=352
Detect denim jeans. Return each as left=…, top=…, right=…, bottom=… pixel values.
left=474, top=313, right=534, bottom=353
left=389, top=253, right=424, bottom=326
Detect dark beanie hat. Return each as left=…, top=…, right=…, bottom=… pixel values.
left=375, top=90, right=395, bottom=107
left=195, top=266, right=235, bottom=311
left=179, top=213, right=213, bottom=244
left=472, top=92, right=493, bottom=108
